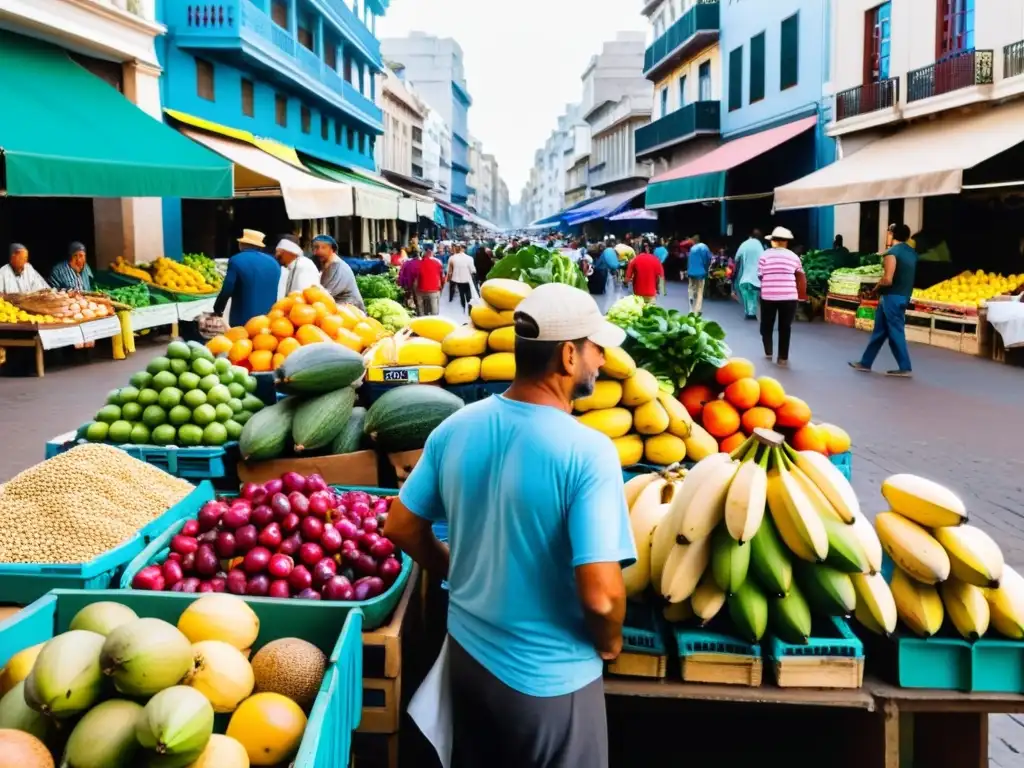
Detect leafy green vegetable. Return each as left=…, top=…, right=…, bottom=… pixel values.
left=366, top=298, right=411, bottom=333
left=607, top=296, right=646, bottom=329
left=357, top=274, right=400, bottom=301
left=620, top=305, right=730, bottom=391
left=487, top=245, right=588, bottom=290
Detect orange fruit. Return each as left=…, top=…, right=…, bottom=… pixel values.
left=334, top=327, right=363, bottom=352
left=741, top=406, right=777, bottom=434
left=268, top=309, right=286, bottom=321
left=311, top=301, right=330, bottom=321
left=719, top=432, right=747, bottom=454
left=272, top=295, right=296, bottom=314
left=270, top=317, right=295, bottom=339
left=304, top=285, right=337, bottom=310
left=252, top=332, right=278, bottom=352
left=244, top=315, right=270, bottom=338
left=296, top=324, right=332, bottom=345
left=776, top=396, right=812, bottom=429
left=756, top=376, right=786, bottom=409
left=818, top=423, right=851, bottom=455
left=225, top=326, right=249, bottom=343
left=318, top=314, right=344, bottom=338
left=715, top=358, right=756, bottom=387
left=271, top=352, right=287, bottom=370
left=228, top=338, right=253, bottom=364
left=679, top=384, right=716, bottom=418
left=702, top=400, right=741, bottom=438
left=353, top=321, right=384, bottom=347
left=276, top=337, right=301, bottom=357
left=289, top=303, right=318, bottom=327
left=791, top=424, right=829, bottom=454
left=207, top=335, right=232, bottom=356
left=337, top=304, right=364, bottom=329
left=724, top=378, right=760, bottom=410
left=248, top=349, right=274, bottom=372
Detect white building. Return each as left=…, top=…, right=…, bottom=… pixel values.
left=496, top=177, right=511, bottom=228
left=420, top=107, right=452, bottom=200
left=467, top=136, right=483, bottom=211
left=480, top=153, right=497, bottom=223
left=375, top=67, right=425, bottom=182
left=564, top=123, right=592, bottom=207
left=526, top=103, right=586, bottom=222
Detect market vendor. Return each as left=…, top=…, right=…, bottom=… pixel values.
left=314, top=234, right=364, bottom=311
left=213, top=229, right=280, bottom=328
left=385, top=283, right=634, bottom=768
left=274, top=238, right=320, bottom=298
left=0, top=244, right=48, bottom=293
left=49, top=242, right=94, bottom=291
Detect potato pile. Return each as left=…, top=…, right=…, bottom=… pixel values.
left=0, top=445, right=193, bottom=564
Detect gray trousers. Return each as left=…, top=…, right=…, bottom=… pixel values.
left=449, top=637, right=609, bottom=768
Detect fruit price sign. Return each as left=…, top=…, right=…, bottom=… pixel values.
left=131, top=303, right=179, bottom=330
left=37, top=324, right=85, bottom=350
left=80, top=316, right=122, bottom=342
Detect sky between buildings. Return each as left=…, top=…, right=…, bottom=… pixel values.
left=377, top=0, right=648, bottom=194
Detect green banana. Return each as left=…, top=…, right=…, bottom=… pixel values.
left=796, top=562, right=856, bottom=616
left=749, top=516, right=792, bottom=597
left=727, top=580, right=768, bottom=643
left=769, top=579, right=812, bottom=644
left=711, top=525, right=750, bottom=595
left=822, top=516, right=871, bottom=574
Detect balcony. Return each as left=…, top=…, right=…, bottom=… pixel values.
left=834, top=77, right=900, bottom=121
left=1005, top=40, right=1024, bottom=80
left=172, top=2, right=382, bottom=129
left=644, top=0, right=719, bottom=82
left=635, top=101, right=720, bottom=158
left=907, top=48, right=993, bottom=103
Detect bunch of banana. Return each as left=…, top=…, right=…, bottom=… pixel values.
left=622, top=467, right=688, bottom=599
left=873, top=473, right=1024, bottom=640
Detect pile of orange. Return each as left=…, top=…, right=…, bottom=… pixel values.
left=678, top=357, right=851, bottom=456
left=206, top=285, right=390, bottom=371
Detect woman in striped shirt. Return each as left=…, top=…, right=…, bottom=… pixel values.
left=757, top=227, right=805, bottom=367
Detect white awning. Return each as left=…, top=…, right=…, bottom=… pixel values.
left=182, top=129, right=354, bottom=218
left=398, top=198, right=418, bottom=222
left=416, top=200, right=437, bottom=219
left=352, top=184, right=400, bottom=220
left=774, top=101, right=1024, bottom=210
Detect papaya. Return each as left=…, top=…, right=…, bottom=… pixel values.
left=330, top=407, right=368, bottom=455
left=364, top=385, right=465, bottom=452
left=275, top=343, right=365, bottom=395
left=292, top=387, right=357, bottom=452
left=239, top=397, right=298, bottom=461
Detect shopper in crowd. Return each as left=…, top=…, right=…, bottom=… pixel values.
left=274, top=238, right=320, bottom=299
left=315, top=234, right=364, bottom=311
left=210, top=230, right=280, bottom=327
left=416, top=245, right=445, bottom=315
left=626, top=244, right=665, bottom=304
left=850, top=223, right=917, bottom=378
left=50, top=242, right=94, bottom=292
left=473, top=246, right=493, bottom=292
left=832, top=234, right=850, bottom=255
left=733, top=228, right=764, bottom=320
left=686, top=235, right=711, bottom=314
left=598, top=237, right=621, bottom=311
left=0, top=244, right=48, bottom=294
left=447, top=245, right=477, bottom=311
left=398, top=252, right=423, bottom=313
left=757, top=226, right=805, bottom=368
left=385, top=283, right=633, bottom=768
left=654, top=237, right=669, bottom=265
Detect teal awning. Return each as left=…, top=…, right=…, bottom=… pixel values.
left=0, top=32, right=233, bottom=198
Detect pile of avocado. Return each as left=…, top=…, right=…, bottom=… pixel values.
left=84, top=340, right=266, bottom=448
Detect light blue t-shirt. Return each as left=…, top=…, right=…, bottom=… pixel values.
left=601, top=247, right=620, bottom=271
left=399, top=395, right=636, bottom=698
left=654, top=246, right=669, bottom=263
left=687, top=242, right=711, bottom=278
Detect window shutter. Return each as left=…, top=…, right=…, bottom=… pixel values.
left=780, top=13, right=800, bottom=90
left=749, top=32, right=766, bottom=103
left=728, top=46, right=743, bottom=111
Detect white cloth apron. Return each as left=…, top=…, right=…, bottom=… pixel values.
left=408, top=638, right=454, bottom=768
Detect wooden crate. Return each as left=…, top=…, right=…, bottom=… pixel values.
left=930, top=314, right=981, bottom=356
left=680, top=652, right=763, bottom=687
left=772, top=656, right=865, bottom=689
left=608, top=651, right=667, bottom=679
left=904, top=310, right=933, bottom=345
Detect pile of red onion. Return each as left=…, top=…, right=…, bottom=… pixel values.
left=131, top=471, right=401, bottom=602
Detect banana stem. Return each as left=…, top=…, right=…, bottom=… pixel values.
left=729, top=435, right=755, bottom=461
left=742, top=440, right=760, bottom=463
left=781, top=442, right=799, bottom=463
left=757, top=444, right=771, bottom=470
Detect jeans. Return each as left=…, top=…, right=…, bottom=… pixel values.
left=688, top=278, right=705, bottom=313
left=454, top=281, right=473, bottom=310
left=760, top=299, right=798, bottom=360
left=737, top=283, right=760, bottom=318
left=420, top=291, right=440, bottom=315
left=859, top=294, right=912, bottom=372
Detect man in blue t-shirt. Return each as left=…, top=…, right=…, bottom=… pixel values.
left=686, top=234, right=712, bottom=313
left=385, top=284, right=635, bottom=768
left=654, top=237, right=669, bottom=264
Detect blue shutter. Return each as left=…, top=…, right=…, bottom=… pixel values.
left=879, top=2, right=891, bottom=80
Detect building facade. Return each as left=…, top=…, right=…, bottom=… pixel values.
left=564, top=123, right=592, bottom=207
left=480, top=153, right=498, bottom=223
left=496, top=178, right=511, bottom=228
left=380, top=32, right=473, bottom=204
left=420, top=106, right=451, bottom=199
left=375, top=66, right=424, bottom=181
left=466, top=136, right=482, bottom=211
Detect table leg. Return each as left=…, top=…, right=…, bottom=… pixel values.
left=34, top=337, right=44, bottom=377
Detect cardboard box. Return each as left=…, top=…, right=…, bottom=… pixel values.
left=386, top=450, right=423, bottom=487
left=237, top=450, right=380, bottom=486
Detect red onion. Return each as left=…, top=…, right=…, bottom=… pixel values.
left=334, top=519, right=359, bottom=540
left=379, top=557, right=402, bottom=584
left=258, top=522, right=283, bottom=550
left=243, top=546, right=272, bottom=574
left=341, top=507, right=361, bottom=525
left=133, top=565, right=165, bottom=591
left=222, top=505, right=251, bottom=530
left=195, top=546, right=220, bottom=577
left=354, top=576, right=386, bottom=600
left=268, top=553, right=294, bottom=579
left=263, top=477, right=284, bottom=495
left=166, top=552, right=182, bottom=562
left=341, top=548, right=361, bottom=567
left=170, top=581, right=186, bottom=592
left=296, top=587, right=321, bottom=600
left=180, top=577, right=201, bottom=593
left=300, top=516, right=324, bottom=542
left=180, top=552, right=196, bottom=573
left=250, top=504, right=275, bottom=528
left=239, top=482, right=262, bottom=500
left=197, top=530, right=218, bottom=544
left=361, top=532, right=382, bottom=551
left=341, top=538, right=359, bottom=552
left=170, top=535, right=198, bottom=555
left=214, top=532, right=236, bottom=559
left=355, top=553, right=378, bottom=577
left=320, top=525, right=343, bottom=554
left=312, top=557, right=337, bottom=587
left=198, top=582, right=216, bottom=593
left=209, top=577, right=227, bottom=593
left=197, top=501, right=227, bottom=531
left=234, top=525, right=259, bottom=553
left=360, top=516, right=379, bottom=534
left=246, top=574, right=270, bottom=596
left=281, top=513, right=301, bottom=534
left=181, top=519, right=201, bottom=537
left=250, top=488, right=268, bottom=506
left=270, top=492, right=292, bottom=520
left=288, top=491, right=310, bottom=517
left=305, top=473, right=328, bottom=494
left=226, top=569, right=248, bottom=595
left=288, top=564, right=313, bottom=592
left=307, top=491, right=333, bottom=519
left=321, top=575, right=355, bottom=601
left=370, top=538, right=397, bottom=560
left=342, top=490, right=371, bottom=507
left=350, top=500, right=371, bottom=519
left=281, top=471, right=307, bottom=494
left=278, top=532, right=302, bottom=556
left=268, top=579, right=291, bottom=599
left=299, top=542, right=324, bottom=568
left=372, top=498, right=390, bottom=517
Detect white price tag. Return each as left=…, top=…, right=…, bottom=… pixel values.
left=37, top=325, right=85, bottom=350
left=177, top=298, right=216, bottom=322
left=131, top=304, right=179, bottom=330
left=80, top=316, right=122, bottom=342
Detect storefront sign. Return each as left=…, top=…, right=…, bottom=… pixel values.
left=177, top=298, right=216, bottom=322
left=132, top=304, right=179, bottom=330
left=80, top=316, right=122, bottom=342
left=38, top=325, right=85, bottom=350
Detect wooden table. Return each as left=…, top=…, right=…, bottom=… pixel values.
left=0, top=322, right=51, bottom=377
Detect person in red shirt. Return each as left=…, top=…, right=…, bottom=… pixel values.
left=626, top=251, right=665, bottom=303
left=416, top=246, right=445, bottom=315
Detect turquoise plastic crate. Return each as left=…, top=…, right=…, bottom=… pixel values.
left=0, top=589, right=363, bottom=768
left=673, top=619, right=762, bottom=662
left=0, top=482, right=213, bottom=606
left=829, top=450, right=852, bottom=481
left=622, top=600, right=668, bottom=656
left=765, top=615, right=864, bottom=663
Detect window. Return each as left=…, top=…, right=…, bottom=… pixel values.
left=241, top=78, right=254, bottom=117
left=865, top=3, right=892, bottom=82
left=270, top=0, right=288, bottom=29
left=698, top=60, right=712, bottom=101
left=335, top=122, right=342, bottom=145
left=347, top=129, right=355, bottom=151
left=196, top=58, right=214, bottom=101
left=749, top=32, right=766, bottom=103
left=325, top=43, right=337, bottom=71
left=780, top=13, right=799, bottom=90
left=343, top=53, right=352, bottom=84
left=275, top=93, right=287, bottom=127
left=679, top=74, right=687, bottom=107
left=298, top=25, right=313, bottom=51
left=937, top=0, right=974, bottom=56
left=301, top=106, right=311, bottom=134
left=321, top=115, right=329, bottom=140
left=660, top=87, right=668, bottom=117
left=728, top=47, right=742, bottom=110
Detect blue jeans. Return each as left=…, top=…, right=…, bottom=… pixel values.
left=860, top=294, right=912, bottom=372
left=737, top=283, right=759, bottom=317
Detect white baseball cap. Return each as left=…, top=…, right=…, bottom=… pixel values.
left=512, top=283, right=626, bottom=349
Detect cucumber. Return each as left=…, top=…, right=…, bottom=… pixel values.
left=331, top=406, right=368, bottom=455
left=292, top=387, right=356, bottom=453
left=275, top=343, right=365, bottom=395
left=364, top=385, right=464, bottom=452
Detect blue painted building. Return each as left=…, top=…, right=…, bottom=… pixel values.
left=156, top=0, right=387, bottom=254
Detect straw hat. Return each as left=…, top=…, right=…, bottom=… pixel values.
left=766, top=226, right=795, bottom=241
left=237, top=229, right=267, bottom=248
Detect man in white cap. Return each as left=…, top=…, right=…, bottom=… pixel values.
left=385, top=283, right=635, bottom=768
left=274, top=236, right=320, bottom=298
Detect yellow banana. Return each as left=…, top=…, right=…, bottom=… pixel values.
left=767, top=447, right=828, bottom=563
left=940, top=578, right=990, bottom=640
left=724, top=446, right=768, bottom=543
left=851, top=572, right=898, bottom=636
left=881, top=474, right=968, bottom=528
left=933, top=525, right=1004, bottom=589
left=624, top=472, right=660, bottom=510
left=662, top=600, right=694, bottom=624
left=623, top=493, right=673, bottom=598
left=987, top=565, right=1024, bottom=640
left=891, top=567, right=944, bottom=637
left=691, top=572, right=727, bottom=625
left=675, top=459, right=740, bottom=544
left=850, top=509, right=883, bottom=575
left=875, top=511, right=950, bottom=584
left=784, top=446, right=858, bottom=524
left=662, top=537, right=712, bottom=604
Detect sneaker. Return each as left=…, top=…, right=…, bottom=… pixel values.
left=776, top=359, right=789, bottom=368
left=848, top=362, right=871, bottom=372
left=764, top=352, right=773, bottom=360
left=885, top=369, right=912, bottom=378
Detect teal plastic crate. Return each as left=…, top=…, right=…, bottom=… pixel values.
left=829, top=450, right=852, bottom=481
left=0, top=482, right=213, bottom=606
left=0, top=589, right=363, bottom=768
left=765, top=616, right=864, bottom=663
left=673, top=619, right=763, bottom=661
left=622, top=600, right=668, bottom=656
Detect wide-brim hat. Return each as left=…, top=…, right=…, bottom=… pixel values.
left=238, top=229, right=267, bottom=248
left=766, top=226, right=795, bottom=241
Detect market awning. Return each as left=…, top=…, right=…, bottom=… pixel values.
left=646, top=116, right=817, bottom=209
left=0, top=32, right=232, bottom=198
left=181, top=129, right=354, bottom=218
left=302, top=158, right=399, bottom=220
left=774, top=103, right=1024, bottom=210
left=437, top=199, right=472, bottom=221
left=563, top=188, right=647, bottom=225
left=608, top=208, right=658, bottom=222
